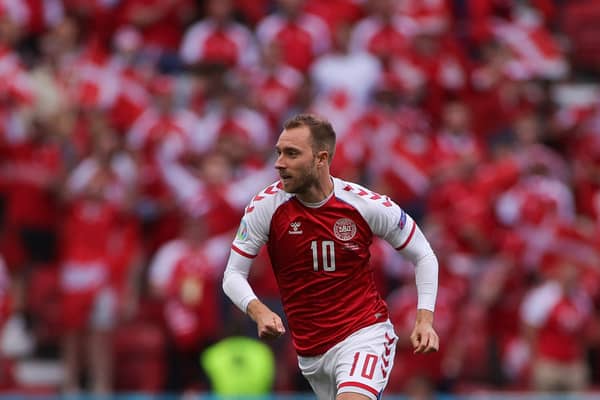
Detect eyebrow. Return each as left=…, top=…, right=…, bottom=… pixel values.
left=275, top=144, right=302, bottom=152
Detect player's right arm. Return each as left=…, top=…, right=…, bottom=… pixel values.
left=222, top=183, right=287, bottom=339
left=222, top=250, right=286, bottom=339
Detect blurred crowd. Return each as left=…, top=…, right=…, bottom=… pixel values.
left=0, top=0, right=600, bottom=396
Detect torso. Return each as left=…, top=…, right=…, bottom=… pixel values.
left=232, top=177, right=415, bottom=356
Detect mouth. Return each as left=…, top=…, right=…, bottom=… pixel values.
left=279, top=173, right=292, bottom=182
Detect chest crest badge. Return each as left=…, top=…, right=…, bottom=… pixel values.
left=333, top=218, right=357, bottom=241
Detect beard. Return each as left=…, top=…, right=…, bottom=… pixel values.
left=281, top=164, right=320, bottom=195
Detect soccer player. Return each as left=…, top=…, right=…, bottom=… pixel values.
left=223, top=114, right=439, bottom=400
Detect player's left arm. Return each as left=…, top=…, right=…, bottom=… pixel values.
left=398, top=224, right=440, bottom=354
left=371, top=199, right=439, bottom=353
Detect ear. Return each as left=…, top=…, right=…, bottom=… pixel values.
left=317, top=150, right=329, bottom=166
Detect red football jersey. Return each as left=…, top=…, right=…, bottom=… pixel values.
left=232, top=177, right=416, bottom=356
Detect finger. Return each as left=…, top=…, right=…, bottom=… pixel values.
left=421, top=332, right=439, bottom=353
left=259, top=328, right=277, bottom=339
left=275, top=319, right=286, bottom=334
left=410, top=332, right=420, bottom=349
left=414, top=332, right=430, bottom=354
left=427, top=334, right=439, bottom=353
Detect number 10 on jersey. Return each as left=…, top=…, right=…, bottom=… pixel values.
left=311, top=240, right=336, bottom=271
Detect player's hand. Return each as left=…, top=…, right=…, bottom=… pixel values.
left=247, top=299, right=286, bottom=340
left=410, top=309, right=439, bottom=354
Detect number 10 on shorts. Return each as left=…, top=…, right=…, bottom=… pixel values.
left=349, top=352, right=378, bottom=379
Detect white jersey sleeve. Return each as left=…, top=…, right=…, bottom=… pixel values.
left=222, top=249, right=258, bottom=313
left=225, top=182, right=291, bottom=312
left=335, top=178, right=438, bottom=311
left=337, top=179, right=416, bottom=249
left=231, top=182, right=291, bottom=258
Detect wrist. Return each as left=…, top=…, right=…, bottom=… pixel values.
left=415, top=309, right=434, bottom=325
left=246, top=299, right=267, bottom=321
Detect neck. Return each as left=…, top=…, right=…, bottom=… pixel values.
left=296, top=174, right=334, bottom=203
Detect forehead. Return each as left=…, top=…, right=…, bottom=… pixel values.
left=276, top=126, right=312, bottom=149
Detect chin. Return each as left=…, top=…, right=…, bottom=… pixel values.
left=281, top=181, right=298, bottom=194
left=281, top=183, right=295, bottom=193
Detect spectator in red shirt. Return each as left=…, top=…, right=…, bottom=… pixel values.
left=520, top=256, right=594, bottom=391
left=180, top=0, right=258, bottom=71
left=256, top=0, right=331, bottom=72
left=59, top=123, right=139, bottom=395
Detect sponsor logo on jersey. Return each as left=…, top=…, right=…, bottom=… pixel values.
left=398, top=209, right=407, bottom=230
left=236, top=219, right=248, bottom=241
left=288, top=221, right=303, bottom=235
left=333, top=218, right=357, bottom=241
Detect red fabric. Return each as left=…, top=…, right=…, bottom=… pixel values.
left=265, top=195, right=389, bottom=356
left=234, top=0, right=270, bottom=26
left=63, top=0, right=122, bottom=43
left=163, top=246, right=221, bottom=349
left=120, top=0, right=195, bottom=51
left=363, top=23, right=410, bottom=60
left=248, top=247, right=280, bottom=299
left=387, top=287, right=457, bottom=390
left=113, top=322, right=166, bottom=392
left=26, top=266, right=62, bottom=342
left=61, top=290, right=96, bottom=331
left=372, top=109, right=436, bottom=204
left=305, top=0, right=364, bottom=30
left=258, top=14, right=330, bottom=72
left=537, top=296, right=591, bottom=362
left=0, top=293, right=11, bottom=330
left=274, top=23, right=316, bottom=72
left=2, top=140, right=62, bottom=228
left=61, top=199, right=120, bottom=263
left=250, top=66, right=303, bottom=126
left=563, top=1, right=600, bottom=70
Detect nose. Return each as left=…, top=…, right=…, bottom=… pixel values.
left=274, top=154, right=285, bottom=170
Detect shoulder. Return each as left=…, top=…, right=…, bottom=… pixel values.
left=244, top=180, right=293, bottom=216
left=333, top=177, right=395, bottom=211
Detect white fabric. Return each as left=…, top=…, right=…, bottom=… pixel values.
left=521, top=281, right=562, bottom=327
left=148, top=240, right=187, bottom=294
left=310, top=51, right=381, bottom=104
left=399, top=225, right=439, bottom=311
left=67, top=154, right=137, bottom=202
left=222, top=250, right=258, bottom=313
left=180, top=20, right=258, bottom=67
left=227, top=177, right=439, bottom=312
left=298, top=320, right=397, bottom=400
left=231, top=177, right=419, bottom=257
left=90, top=287, right=117, bottom=330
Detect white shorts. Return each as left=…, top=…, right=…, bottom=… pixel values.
left=298, top=320, right=398, bottom=400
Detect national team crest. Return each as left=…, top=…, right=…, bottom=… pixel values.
left=333, top=218, right=357, bottom=241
